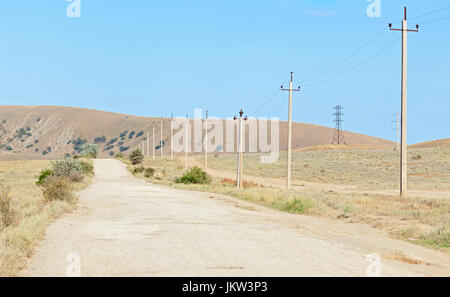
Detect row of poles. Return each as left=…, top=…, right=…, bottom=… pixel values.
left=138, top=7, right=416, bottom=196
left=138, top=113, right=208, bottom=172
left=236, top=7, right=418, bottom=196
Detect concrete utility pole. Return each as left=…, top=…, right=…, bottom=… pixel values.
left=170, top=114, right=174, bottom=161
left=234, top=109, right=247, bottom=188
left=281, top=72, right=301, bottom=190
left=389, top=7, right=419, bottom=197
left=392, top=111, right=400, bottom=151
left=147, top=131, right=150, bottom=157
left=204, top=110, right=208, bottom=171
left=160, top=117, right=164, bottom=158
left=185, top=115, right=189, bottom=170
left=152, top=126, right=155, bottom=160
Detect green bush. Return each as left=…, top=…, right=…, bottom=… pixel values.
left=79, top=143, right=100, bottom=158
left=120, top=130, right=128, bottom=138
left=144, top=167, right=155, bottom=178
left=176, top=167, right=211, bottom=184
left=132, top=167, right=145, bottom=174
left=107, top=138, right=118, bottom=145
left=115, top=152, right=124, bottom=159
left=41, top=176, right=74, bottom=202
left=80, top=161, right=94, bottom=175
left=35, top=168, right=53, bottom=186
left=51, top=158, right=84, bottom=182
left=94, top=136, right=106, bottom=144
left=129, top=149, right=144, bottom=165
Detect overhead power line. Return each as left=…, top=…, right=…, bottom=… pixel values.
left=247, top=74, right=291, bottom=115
left=408, top=5, right=450, bottom=21
left=299, top=28, right=387, bottom=84
left=422, top=15, right=450, bottom=25
left=303, top=38, right=400, bottom=87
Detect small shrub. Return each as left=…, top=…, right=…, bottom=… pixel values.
left=107, top=138, right=118, bottom=145
left=132, top=167, right=145, bottom=174
left=41, top=177, right=75, bottom=202
left=115, top=152, right=124, bottom=159
left=80, top=161, right=94, bottom=175
left=35, top=168, right=53, bottom=186
left=0, top=185, right=15, bottom=228
left=281, top=198, right=314, bottom=214
left=94, top=136, right=107, bottom=144
left=130, top=149, right=144, bottom=165
left=144, top=167, right=155, bottom=178
left=51, top=158, right=84, bottom=182
left=176, top=167, right=211, bottom=184
left=73, top=137, right=87, bottom=152
left=79, top=143, right=100, bottom=158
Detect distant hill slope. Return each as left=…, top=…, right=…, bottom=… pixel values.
left=0, top=105, right=394, bottom=160
left=410, top=138, right=450, bottom=149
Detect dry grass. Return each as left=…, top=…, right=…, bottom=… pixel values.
left=194, top=148, right=450, bottom=191
left=0, top=160, right=91, bottom=276
left=220, top=178, right=264, bottom=189
left=124, top=153, right=450, bottom=251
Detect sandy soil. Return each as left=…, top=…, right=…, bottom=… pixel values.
left=23, top=159, right=450, bottom=276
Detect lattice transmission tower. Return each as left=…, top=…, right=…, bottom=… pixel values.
left=332, top=105, right=346, bottom=145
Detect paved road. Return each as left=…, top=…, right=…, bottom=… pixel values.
left=24, top=159, right=450, bottom=276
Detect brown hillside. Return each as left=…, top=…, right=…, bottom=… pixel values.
left=410, top=138, right=450, bottom=149
left=0, top=105, right=394, bottom=160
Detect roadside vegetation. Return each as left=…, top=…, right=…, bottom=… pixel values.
left=0, top=156, right=94, bottom=276
left=120, top=147, right=450, bottom=252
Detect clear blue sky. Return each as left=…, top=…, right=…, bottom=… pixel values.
left=0, top=0, right=449, bottom=144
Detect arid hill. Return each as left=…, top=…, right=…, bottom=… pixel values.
left=0, top=105, right=394, bottom=160
left=409, top=138, right=450, bottom=149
